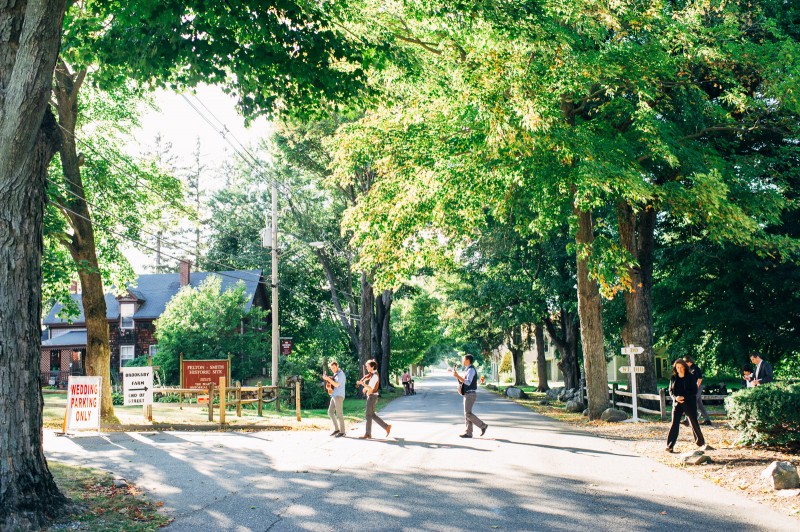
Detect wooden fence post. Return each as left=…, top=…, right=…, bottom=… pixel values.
left=179, top=354, right=184, bottom=405
left=257, top=382, right=263, bottom=417
left=659, top=388, right=667, bottom=422
left=219, top=377, right=227, bottom=425
left=208, top=382, right=214, bottom=422
left=611, top=383, right=618, bottom=408
left=295, top=380, right=301, bottom=421
left=236, top=380, right=242, bottom=417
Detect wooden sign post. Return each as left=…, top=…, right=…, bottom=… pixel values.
left=621, top=344, right=645, bottom=423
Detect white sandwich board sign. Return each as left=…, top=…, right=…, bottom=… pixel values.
left=65, top=376, right=102, bottom=431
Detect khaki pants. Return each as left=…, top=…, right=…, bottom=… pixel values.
left=464, top=392, right=486, bottom=436
left=328, top=395, right=345, bottom=433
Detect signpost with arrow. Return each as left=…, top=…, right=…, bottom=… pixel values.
left=620, top=345, right=645, bottom=423
left=122, top=366, right=154, bottom=417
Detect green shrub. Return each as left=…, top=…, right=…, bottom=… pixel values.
left=725, top=383, right=800, bottom=447
left=156, top=394, right=182, bottom=403
left=112, top=392, right=124, bottom=406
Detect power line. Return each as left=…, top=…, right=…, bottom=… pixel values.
left=50, top=197, right=358, bottom=321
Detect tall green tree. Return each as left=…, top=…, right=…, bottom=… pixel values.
left=332, top=0, right=800, bottom=418
left=0, top=2, right=69, bottom=528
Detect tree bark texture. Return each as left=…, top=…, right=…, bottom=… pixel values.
left=544, top=310, right=581, bottom=390
left=534, top=323, right=549, bottom=392
left=574, top=205, right=608, bottom=420
left=509, top=325, right=527, bottom=386
left=359, top=272, right=373, bottom=379
left=0, top=1, right=69, bottom=528
left=376, top=290, right=392, bottom=389
left=617, top=202, right=657, bottom=395
left=53, top=61, right=114, bottom=418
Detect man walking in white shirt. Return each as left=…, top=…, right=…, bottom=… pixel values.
left=452, top=355, right=488, bottom=438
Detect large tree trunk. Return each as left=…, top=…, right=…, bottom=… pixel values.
left=53, top=61, right=114, bottom=419
left=534, top=323, right=549, bottom=392
left=377, top=290, right=392, bottom=389
left=358, top=272, right=373, bottom=384
left=545, top=310, right=581, bottom=389
left=617, top=202, right=657, bottom=395
left=0, top=1, right=69, bottom=528
left=509, top=325, right=527, bottom=386
left=574, top=204, right=608, bottom=420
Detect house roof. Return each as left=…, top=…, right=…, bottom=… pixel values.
left=41, top=331, right=87, bottom=348
left=43, top=270, right=263, bottom=326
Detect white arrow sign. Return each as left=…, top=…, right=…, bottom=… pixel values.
left=621, top=345, right=645, bottom=356
left=122, top=367, right=154, bottom=406
left=620, top=366, right=646, bottom=374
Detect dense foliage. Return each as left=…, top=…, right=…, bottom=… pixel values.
left=153, top=277, right=268, bottom=384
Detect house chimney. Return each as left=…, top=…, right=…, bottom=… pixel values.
left=69, top=280, right=79, bottom=294
left=179, top=260, right=192, bottom=287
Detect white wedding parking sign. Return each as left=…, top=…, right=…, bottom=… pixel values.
left=122, top=367, right=154, bottom=406
left=65, top=376, right=102, bottom=431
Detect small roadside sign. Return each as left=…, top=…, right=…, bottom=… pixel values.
left=280, top=337, right=293, bottom=355
left=621, top=345, right=645, bottom=355
left=122, top=367, right=153, bottom=406
left=620, top=366, right=646, bottom=374
left=65, top=376, right=102, bottom=432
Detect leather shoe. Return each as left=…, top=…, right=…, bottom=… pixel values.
left=335, top=432, right=345, bottom=438
left=480, top=425, right=488, bottom=436
left=358, top=435, right=372, bottom=439
left=459, top=433, right=472, bottom=438
left=703, top=420, right=712, bottom=426
left=665, top=446, right=673, bottom=453
left=330, top=431, right=340, bottom=436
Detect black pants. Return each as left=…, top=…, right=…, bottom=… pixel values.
left=403, top=381, right=410, bottom=395
left=667, top=399, right=705, bottom=448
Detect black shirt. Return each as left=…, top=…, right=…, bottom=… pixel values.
left=669, top=374, right=698, bottom=402
left=688, top=364, right=704, bottom=381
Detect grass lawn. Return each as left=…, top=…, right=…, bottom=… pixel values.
left=47, top=462, right=170, bottom=531
left=43, top=388, right=404, bottom=432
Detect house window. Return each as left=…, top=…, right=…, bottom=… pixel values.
left=120, top=302, right=135, bottom=329
left=120, top=345, right=135, bottom=368
left=148, top=345, right=158, bottom=357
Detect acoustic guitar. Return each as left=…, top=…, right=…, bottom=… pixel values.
left=321, top=358, right=333, bottom=396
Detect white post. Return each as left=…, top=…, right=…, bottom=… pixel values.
left=271, top=180, right=279, bottom=388
left=629, top=345, right=639, bottom=422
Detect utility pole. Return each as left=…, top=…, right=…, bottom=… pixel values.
left=271, top=180, right=279, bottom=388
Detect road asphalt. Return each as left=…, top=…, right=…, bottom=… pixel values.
left=45, top=370, right=799, bottom=531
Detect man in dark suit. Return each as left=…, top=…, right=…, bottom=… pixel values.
left=749, top=352, right=773, bottom=386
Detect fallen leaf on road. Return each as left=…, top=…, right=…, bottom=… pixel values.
left=660, top=511, right=667, bottom=515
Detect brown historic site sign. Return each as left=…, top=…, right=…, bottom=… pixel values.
left=181, top=355, right=231, bottom=389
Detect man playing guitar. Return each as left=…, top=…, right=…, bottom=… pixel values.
left=322, top=360, right=347, bottom=437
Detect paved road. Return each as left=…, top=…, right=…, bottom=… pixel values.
left=45, top=371, right=797, bottom=531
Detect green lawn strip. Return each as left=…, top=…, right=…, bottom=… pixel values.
left=44, top=388, right=404, bottom=431
left=47, top=462, right=170, bottom=531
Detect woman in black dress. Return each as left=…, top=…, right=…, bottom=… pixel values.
left=666, top=358, right=705, bottom=452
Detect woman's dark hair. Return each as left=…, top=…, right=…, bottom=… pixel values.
left=671, top=358, right=690, bottom=378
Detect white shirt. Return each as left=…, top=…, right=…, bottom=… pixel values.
left=367, top=373, right=379, bottom=395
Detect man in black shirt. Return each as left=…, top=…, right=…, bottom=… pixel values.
left=683, top=355, right=711, bottom=426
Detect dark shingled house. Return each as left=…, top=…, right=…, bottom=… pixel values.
left=41, top=261, right=267, bottom=386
